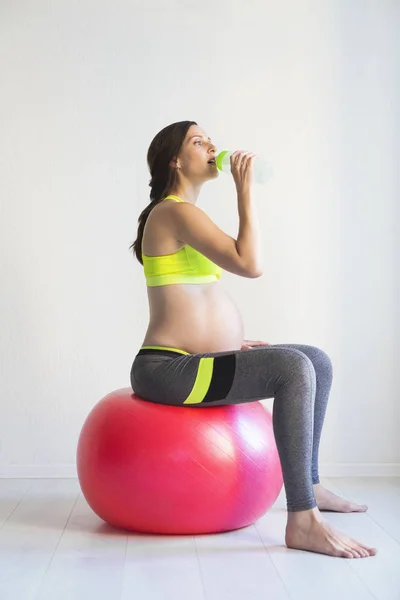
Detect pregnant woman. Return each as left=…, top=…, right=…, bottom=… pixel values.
left=129, top=120, right=376, bottom=559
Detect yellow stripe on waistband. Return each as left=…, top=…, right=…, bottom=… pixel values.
left=140, top=345, right=190, bottom=355
left=183, top=357, right=214, bottom=404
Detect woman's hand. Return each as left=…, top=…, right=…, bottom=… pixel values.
left=241, top=339, right=270, bottom=350
left=230, top=150, right=256, bottom=194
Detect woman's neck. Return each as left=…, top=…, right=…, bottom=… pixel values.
left=169, top=181, right=202, bottom=205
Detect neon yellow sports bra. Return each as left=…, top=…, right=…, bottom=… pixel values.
left=142, top=195, right=223, bottom=287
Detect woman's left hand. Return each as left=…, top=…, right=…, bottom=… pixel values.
left=241, top=339, right=270, bottom=350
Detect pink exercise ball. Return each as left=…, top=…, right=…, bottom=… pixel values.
left=77, top=388, right=283, bottom=535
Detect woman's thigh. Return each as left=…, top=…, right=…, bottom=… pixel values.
left=131, top=345, right=315, bottom=407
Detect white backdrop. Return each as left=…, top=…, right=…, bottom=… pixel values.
left=0, top=0, right=398, bottom=477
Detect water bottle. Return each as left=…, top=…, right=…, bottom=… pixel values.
left=215, top=150, right=274, bottom=184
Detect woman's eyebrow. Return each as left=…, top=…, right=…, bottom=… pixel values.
left=188, top=135, right=212, bottom=141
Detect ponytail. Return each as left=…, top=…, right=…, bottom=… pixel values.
left=129, top=120, right=197, bottom=264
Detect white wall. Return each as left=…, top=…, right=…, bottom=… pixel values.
left=0, top=0, right=398, bottom=477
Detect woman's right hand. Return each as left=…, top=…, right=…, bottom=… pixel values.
left=230, top=150, right=256, bottom=195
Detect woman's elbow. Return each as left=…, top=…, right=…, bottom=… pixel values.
left=247, top=267, right=263, bottom=278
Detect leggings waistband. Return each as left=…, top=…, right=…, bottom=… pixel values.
left=137, top=345, right=191, bottom=358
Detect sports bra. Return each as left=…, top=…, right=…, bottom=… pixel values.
left=142, top=195, right=223, bottom=287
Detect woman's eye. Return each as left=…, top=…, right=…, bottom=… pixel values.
left=194, top=140, right=202, bottom=145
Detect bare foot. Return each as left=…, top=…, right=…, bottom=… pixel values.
left=285, top=507, right=377, bottom=559
left=313, top=483, right=368, bottom=513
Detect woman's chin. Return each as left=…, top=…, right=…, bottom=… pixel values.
left=207, top=168, right=220, bottom=180
left=195, top=168, right=220, bottom=184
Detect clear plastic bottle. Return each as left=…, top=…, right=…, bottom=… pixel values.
left=215, top=150, right=274, bottom=184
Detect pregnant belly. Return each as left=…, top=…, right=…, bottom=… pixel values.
left=200, top=292, right=245, bottom=352
left=144, top=284, right=245, bottom=353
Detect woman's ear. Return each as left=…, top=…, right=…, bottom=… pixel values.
left=169, top=157, right=179, bottom=169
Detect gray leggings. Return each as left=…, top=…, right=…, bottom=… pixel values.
left=130, top=344, right=333, bottom=512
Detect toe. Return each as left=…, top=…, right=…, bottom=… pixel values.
left=339, top=546, right=354, bottom=558
left=351, top=539, right=376, bottom=557
left=338, top=540, right=358, bottom=558
left=357, top=546, right=369, bottom=558
left=347, top=545, right=362, bottom=558
left=349, top=502, right=368, bottom=512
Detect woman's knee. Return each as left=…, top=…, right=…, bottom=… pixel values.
left=301, top=346, right=333, bottom=380
left=275, top=347, right=316, bottom=381
left=271, top=348, right=317, bottom=402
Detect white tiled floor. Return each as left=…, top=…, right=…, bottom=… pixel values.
left=0, top=477, right=399, bottom=600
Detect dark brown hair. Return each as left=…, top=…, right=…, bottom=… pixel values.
left=129, top=120, right=197, bottom=264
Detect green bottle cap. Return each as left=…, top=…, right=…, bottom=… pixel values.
left=215, top=150, right=230, bottom=172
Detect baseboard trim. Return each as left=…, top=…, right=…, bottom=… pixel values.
left=0, top=465, right=79, bottom=478
left=0, top=463, right=399, bottom=478
left=319, top=463, right=400, bottom=477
